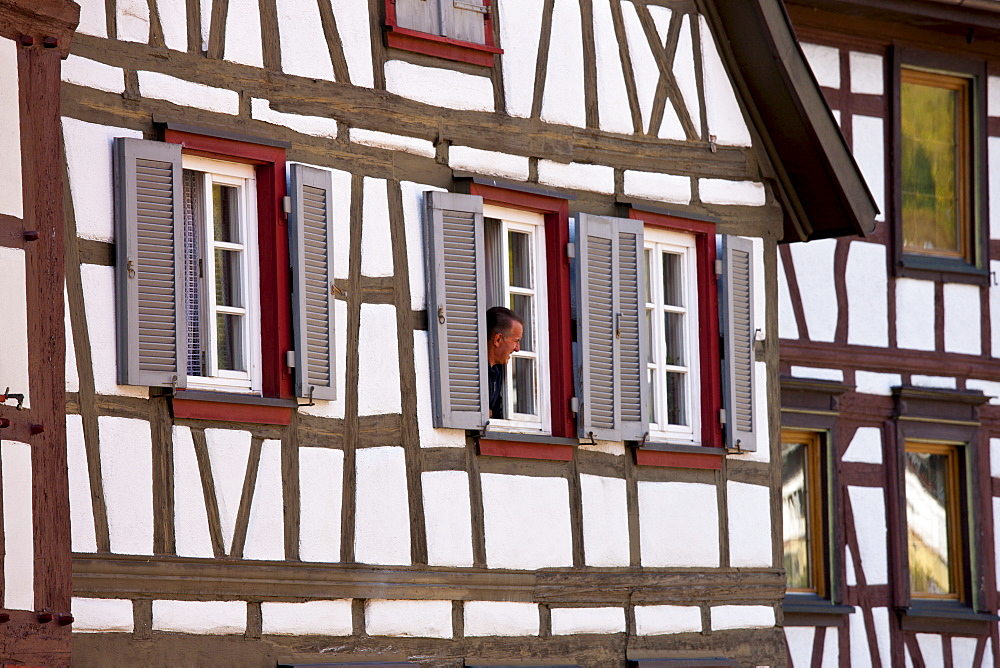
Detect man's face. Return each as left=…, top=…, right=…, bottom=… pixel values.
left=491, top=321, right=523, bottom=365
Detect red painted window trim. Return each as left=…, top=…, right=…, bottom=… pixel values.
left=630, top=209, right=723, bottom=453
left=634, top=449, right=722, bottom=470
left=172, top=398, right=293, bottom=425
left=384, top=0, right=501, bottom=68
left=470, top=183, right=575, bottom=444
left=164, top=130, right=293, bottom=400
left=478, top=439, right=574, bottom=462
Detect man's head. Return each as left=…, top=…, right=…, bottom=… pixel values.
left=486, top=306, right=523, bottom=366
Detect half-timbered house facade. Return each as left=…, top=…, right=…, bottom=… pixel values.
left=0, top=0, right=876, bottom=665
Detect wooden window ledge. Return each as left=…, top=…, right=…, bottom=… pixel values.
left=633, top=441, right=726, bottom=470
left=476, top=430, right=577, bottom=461
left=900, top=601, right=1000, bottom=635
left=384, top=26, right=502, bottom=67
left=171, top=390, right=296, bottom=425
left=783, top=595, right=855, bottom=627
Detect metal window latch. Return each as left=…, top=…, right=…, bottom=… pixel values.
left=285, top=350, right=296, bottom=368
left=438, top=306, right=445, bottom=324
left=615, top=313, right=621, bottom=339
left=127, top=259, right=136, bottom=279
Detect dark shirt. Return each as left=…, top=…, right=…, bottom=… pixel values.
left=488, top=364, right=504, bottom=419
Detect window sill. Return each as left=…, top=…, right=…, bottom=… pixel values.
left=896, top=254, right=990, bottom=285
left=633, top=441, right=726, bottom=470
left=171, top=390, right=296, bottom=425
left=384, top=26, right=502, bottom=67
left=783, top=594, right=854, bottom=626
left=475, top=430, right=576, bottom=461
left=899, top=600, right=1000, bottom=635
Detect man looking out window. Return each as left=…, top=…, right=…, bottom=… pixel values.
left=486, top=306, right=523, bottom=420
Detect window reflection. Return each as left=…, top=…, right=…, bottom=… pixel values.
left=905, top=444, right=960, bottom=597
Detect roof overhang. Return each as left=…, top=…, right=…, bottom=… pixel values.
left=702, top=0, right=879, bottom=243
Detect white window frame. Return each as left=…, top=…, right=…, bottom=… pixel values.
left=483, top=204, right=550, bottom=434
left=644, top=227, right=700, bottom=443
left=182, top=155, right=261, bottom=394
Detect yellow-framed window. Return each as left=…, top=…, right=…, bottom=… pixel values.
left=781, top=429, right=826, bottom=596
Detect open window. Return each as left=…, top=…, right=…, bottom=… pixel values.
left=384, top=0, right=502, bottom=67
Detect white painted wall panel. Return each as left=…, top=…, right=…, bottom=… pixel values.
left=243, top=439, right=284, bottom=560
left=699, top=179, right=765, bottom=206
left=252, top=99, right=338, bottom=138
left=634, top=605, right=701, bottom=635
left=541, top=0, right=586, bottom=127
left=537, top=161, right=615, bottom=194
left=991, top=263, right=1000, bottom=356
left=995, top=498, right=1000, bottom=584
left=699, top=16, right=751, bottom=146
left=137, top=71, right=239, bottom=114
left=551, top=607, right=626, bottom=635
left=990, top=139, right=1000, bottom=238
left=846, top=241, right=888, bottom=347
left=968, top=379, right=1000, bottom=404
left=172, top=426, right=213, bottom=558
left=422, top=470, right=474, bottom=567
left=152, top=600, right=246, bottom=634
left=911, top=375, right=956, bottom=389
left=261, top=600, right=352, bottom=635
left=848, top=486, right=888, bottom=585
left=99, top=416, right=153, bottom=555
left=275, top=0, right=335, bottom=80
left=992, top=439, right=1000, bottom=478
left=896, top=278, right=935, bottom=350
left=849, top=610, right=871, bottom=668
left=72, top=597, right=134, bottom=632
left=790, top=366, right=843, bottom=382
left=200, top=0, right=211, bottom=50
left=990, top=76, right=1000, bottom=117
left=355, top=447, right=411, bottom=565
left=0, top=38, right=21, bottom=219
left=944, top=283, right=981, bottom=355
left=67, top=414, right=97, bottom=552
left=352, top=129, right=435, bottom=158
left=117, top=0, right=150, bottom=42
left=727, top=482, right=772, bottom=568
left=464, top=601, right=539, bottom=637
left=205, top=428, right=252, bottom=555
left=800, top=43, right=840, bottom=89
left=299, top=446, right=343, bottom=563
left=63, top=118, right=142, bottom=242
left=580, top=474, right=629, bottom=567
left=481, top=474, right=573, bottom=569
left=638, top=481, right=719, bottom=567
left=823, top=627, right=839, bottom=667
left=745, top=361, right=771, bottom=464
left=365, top=599, right=452, bottom=638
left=77, top=0, right=109, bottom=37
left=296, top=299, right=347, bottom=420
left=360, top=177, right=394, bottom=277
left=2, top=441, right=33, bottom=610
left=621, top=1, right=661, bottom=134
left=985, top=639, right=995, bottom=668
left=385, top=61, right=494, bottom=112
left=412, top=331, right=465, bottom=448
left=852, top=115, right=885, bottom=221
left=623, top=171, right=691, bottom=205
left=402, top=182, right=446, bottom=311
left=855, top=371, right=901, bottom=396
left=330, top=0, right=374, bottom=87
left=953, top=637, right=979, bottom=668
left=0, top=248, right=30, bottom=408
left=916, top=634, right=943, bottom=668
left=842, top=427, right=883, bottom=465
left=710, top=605, right=774, bottom=630
left=592, top=0, right=633, bottom=134
left=778, top=253, right=798, bottom=339
left=65, top=287, right=79, bottom=393
left=357, top=304, right=402, bottom=415
left=785, top=627, right=814, bottom=668
left=845, top=544, right=857, bottom=586
left=871, top=607, right=891, bottom=668
left=673, top=15, right=701, bottom=137
left=790, top=239, right=838, bottom=342
left=497, top=0, right=544, bottom=118
left=80, top=264, right=146, bottom=398
left=449, top=147, right=529, bottom=181
left=62, top=55, right=126, bottom=94
left=156, top=0, right=187, bottom=51
left=850, top=52, right=884, bottom=95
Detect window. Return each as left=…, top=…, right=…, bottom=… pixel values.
left=384, top=0, right=502, bottom=67
left=782, top=429, right=827, bottom=597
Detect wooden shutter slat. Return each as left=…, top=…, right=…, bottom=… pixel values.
left=616, top=218, right=648, bottom=440
left=719, top=235, right=757, bottom=451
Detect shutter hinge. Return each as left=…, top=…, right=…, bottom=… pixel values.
left=282, top=196, right=292, bottom=215
left=714, top=259, right=723, bottom=275
left=566, top=242, right=576, bottom=259
left=285, top=350, right=296, bottom=368
left=570, top=397, right=579, bottom=413
left=719, top=408, right=727, bottom=424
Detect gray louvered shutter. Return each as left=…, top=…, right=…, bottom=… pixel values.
left=289, top=164, right=336, bottom=401
left=113, top=137, right=186, bottom=388
left=425, top=191, right=488, bottom=429
left=616, top=218, right=648, bottom=440
left=443, top=0, right=489, bottom=44
left=719, top=235, right=757, bottom=452
left=395, top=0, right=442, bottom=35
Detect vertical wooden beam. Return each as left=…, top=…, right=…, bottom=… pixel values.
left=625, top=447, right=640, bottom=567
left=368, top=0, right=386, bottom=90
left=191, top=427, right=225, bottom=558
left=466, top=437, right=487, bottom=568
left=229, top=436, right=264, bottom=559
left=317, top=0, right=352, bottom=83
left=259, top=0, right=281, bottom=71
left=529, top=0, right=557, bottom=120
left=833, top=239, right=851, bottom=344
left=206, top=0, right=229, bottom=60
left=149, top=394, right=175, bottom=554
left=567, top=457, right=584, bottom=567
left=186, top=0, right=202, bottom=52
left=609, top=0, right=643, bottom=134
left=146, top=0, right=165, bottom=48
left=690, top=9, right=709, bottom=141
left=282, top=411, right=300, bottom=560
left=579, top=0, right=599, bottom=129
left=104, top=0, right=116, bottom=40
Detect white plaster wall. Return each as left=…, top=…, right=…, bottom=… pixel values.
left=673, top=15, right=701, bottom=137
left=463, top=601, right=539, bottom=637
left=297, top=300, right=347, bottom=420
left=261, top=600, right=353, bottom=636
left=537, top=161, right=615, bottom=194
left=152, top=600, right=246, bottom=634
left=896, top=278, right=935, bottom=350
left=848, top=486, right=888, bottom=585
left=855, top=371, right=901, bottom=396
left=991, top=262, right=1000, bottom=356
left=251, top=99, right=338, bottom=138
left=846, top=241, right=888, bottom=347
left=990, top=139, right=1000, bottom=238
left=243, top=439, right=284, bottom=560
left=422, top=470, right=474, bottom=567
left=710, top=605, right=774, bottom=630
left=993, top=438, right=1000, bottom=477
left=331, top=168, right=352, bottom=281
left=76, top=0, right=109, bottom=37
left=916, top=634, right=944, bottom=668
left=481, top=474, right=573, bottom=569
left=385, top=61, right=494, bottom=112
left=580, top=474, right=629, bottom=567
left=871, top=607, right=891, bottom=668
left=402, top=182, right=446, bottom=311
left=412, top=331, right=465, bottom=448
left=65, top=287, right=80, bottom=393
left=63, top=118, right=142, bottom=242
left=790, top=366, right=843, bottom=382
left=72, top=597, right=134, bottom=633
left=727, top=482, right=771, bottom=568
left=789, top=239, right=837, bottom=342
left=911, top=375, right=956, bottom=389
left=0, top=248, right=30, bottom=408
left=2, top=440, right=33, bottom=610
left=99, top=416, right=153, bottom=555
left=361, top=177, right=394, bottom=277
left=800, top=43, right=840, bottom=89
left=699, top=16, right=751, bottom=147
left=842, top=427, right=883, bottom=465
left=205, top=428, right=252, bottom=555
left=785, top=627, right=814, bottom=668
left=623, top=171, right=691, bottom=205
left=365, top=599, right=452, bottom=638
left=498, top=0, right=545, bottom=118
left=990, top=76, right=1000, bottom=117
left=968, top=379, right=1000, bottom=404
left=67, top=414, right=97, bottom=552
left=541, top=0, right=586, bottom=128
left=634, top=605, right=701, bottom=635
left=275, top=0, right=335, bottom=81
left=848, top=610, right=872, bottom=667
left=823, top=627, right=839, bottom=667
left=592, top=0, right=633, bottom=134
left=449, top=147, right=529, bottom=181
left=351, top=129, right=436, bottom=158
left=172, top=425, right=213, bottom=558
left=137, top=71, right=239, bottom=115
left=845, top=535, right=857, bottom=587
left=117, top=0, right=149, bottom=42
left=638, top=481, right=719, bottom=567
left=330, top=0, right=373, bottom=87
left=699, top=179, right=765, bottom=206
left=355, top=447, right=411, bottom=565
left=357, top=303, right=402, bottom=415
left=850, top=52, right=884, bottom=95
left=80, top=264, right=146, bottom=398
left=224, top=0, right=263, bottom=67
left=621, top=1, right=661, bottom=134
left=200, top=0, right=211, bottom=50
left=299, top=446, right=343, bottom=563
left=953, top=637, right=979, bottom=668
left=852, top=115, right=886, bottom=221
left=944, top=283, right=981, bottom=355
left=156, top=0, right=187, bottom=51
left=551, top=607, right=626, bottom=635
left=985, top=639, right=996, bottom=668
left=778, top=253, right=798, bottom=339
left=995, top=498, right=1000, bottom=585
left=62, top=55, right=126, bottom=94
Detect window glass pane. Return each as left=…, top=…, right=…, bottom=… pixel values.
left=665, top=371, right=686, bottom=426
left=645, top=308, right=654, bottom=364
left=664, top=312, right=685, bottom=366
left=508, top=230, right=532, bottom=289
left=213, top=184, right=240, bottom=243
left=215, top=249, right=242, bottom=307
left=509, top=293, right=533, bottom=352
left=662, top=252, right=683, bottom=307
left=645, top=248, right=653, bottom=304
left=511, top=356, right=536, bottom=416
left=901, top=72, right=965, bottom=257
left=216, top=313, right=244, bottom=371
left=647, top=367, right=656, bottom=425
left=484, top=217, right=503, bottom=307
left=782, top=440, right=812, bottom=590
left=906, top=449, right=955, bottom=596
